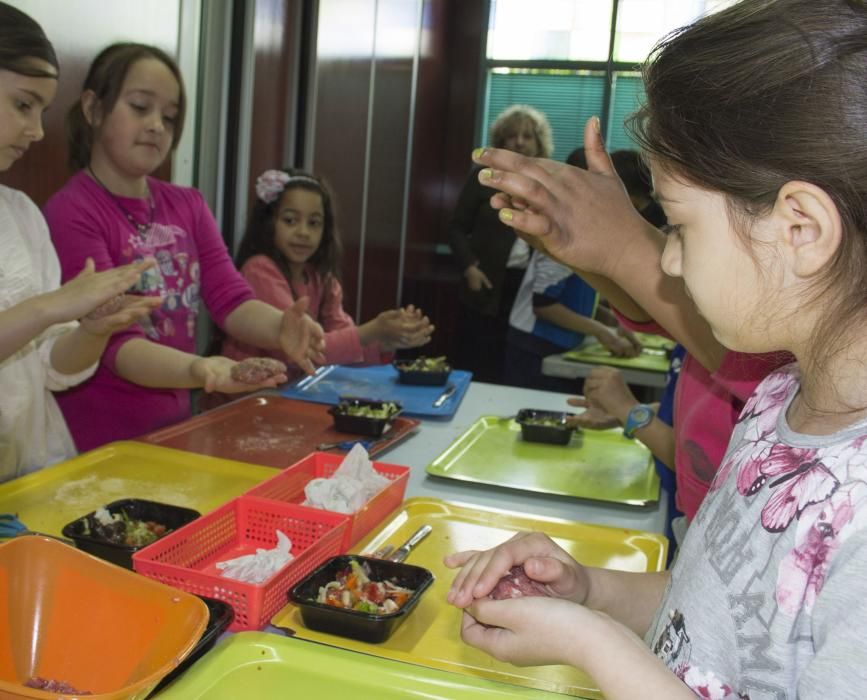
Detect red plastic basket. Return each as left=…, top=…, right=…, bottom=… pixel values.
left=132, top=495, right=347, bottom=631
left=244, top=451, right=409, bottom=550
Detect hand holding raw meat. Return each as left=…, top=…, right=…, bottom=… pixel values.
left=230, top=357, right=288, bottom=384
left=444, top=531, right=590, bottom=609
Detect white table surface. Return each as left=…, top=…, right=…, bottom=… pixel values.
left=542, top=353, right=668, bottom=389
left=379, top=381, right=668, bottom=535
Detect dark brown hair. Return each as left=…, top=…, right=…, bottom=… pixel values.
left=236, top=168, right=343, bottom=291
left=0, top=2, right=58, bottom=78
left=630, top=0, right=867, bottom=364
left=67, top=43, right=186, bottom=170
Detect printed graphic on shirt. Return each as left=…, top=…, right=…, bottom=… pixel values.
left=125, top=222, right=200, bottom=340
left=652, top=366, right=867, bottom=699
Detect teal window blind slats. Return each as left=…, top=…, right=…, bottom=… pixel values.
left=482, top=70, right=642, bottom=161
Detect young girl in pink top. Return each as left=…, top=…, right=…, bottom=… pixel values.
left=43, top=44, right=325, bottom=451
left=446, top=0, right=867, bottom=696
left=217, top=168, right=433, bottom=381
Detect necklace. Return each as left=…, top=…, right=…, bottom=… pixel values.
left=87, top=165, right=156, bottom=237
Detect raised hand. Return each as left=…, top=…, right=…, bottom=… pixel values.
left=472, top=117, right=646, bottom=279
left=46, top=257, right=157, bottom=324
left=444, top=531, right=590, bottom=610
left=277, top=296, right=326, bottom=374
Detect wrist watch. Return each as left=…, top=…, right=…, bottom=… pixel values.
left=623, top=403, right=654, bottom=439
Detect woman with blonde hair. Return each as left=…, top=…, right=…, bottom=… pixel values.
left=448, top=104, right=552, bottom=384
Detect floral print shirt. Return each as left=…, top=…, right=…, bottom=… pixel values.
left=647, top=364, right=867, bottom=699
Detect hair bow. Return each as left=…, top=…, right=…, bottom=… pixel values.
left=255, top=169, right=291, bottom=204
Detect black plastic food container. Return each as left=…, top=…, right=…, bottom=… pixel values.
left=516, top=408, right=577, bottom=445
left=152, top=596, right=234, bottom=692
left=61, top=498, right=200, bottom=569
left=328, top=397, right=402, bottom=437
left=392, top=359, right=451, bottom=386
left=290, top=554, right=434, bottom=643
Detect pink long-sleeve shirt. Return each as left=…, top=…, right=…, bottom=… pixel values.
left=616, top=315, right=790, bottom=520
left=220, top=255, right=388, bottom=380
left=43, top=171, right=255, bottom=451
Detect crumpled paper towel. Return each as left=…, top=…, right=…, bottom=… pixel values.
left=304, top=443, right=390, bottom=514
left=216, top=530, right=293, bottom=583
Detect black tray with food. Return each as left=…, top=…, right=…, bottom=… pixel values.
left=516, top=408, right=577, bottom=445
left=152, top=596, right=234, bottom=692
left=290, top=554, right=434, bottom=643
left=328, top=397, right=402, bottom=437
left=61, top=498, right=200, bottom=569
left=392, top=356, right=451, bottom=386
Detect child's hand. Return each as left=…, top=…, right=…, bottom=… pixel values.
left=78, top=293, right=163, bottom=337
left=566, top=396, right=620, bottom=430
left=464, top=265, right=492, bottom=292
left=459, top=596, right=599, bottom=667
left=191, top=356, right=288, bottom=393
left=47, top=258, right=156, bottom=324
left=580, top=367, right=638, bottom=425
left=616, top=325, right=643, bottom=355
left=595, top=326, right=639, bottom=358
left=444, top=531, right=590, bottom=610
left=373, top=305, right=434, bottom=351
left=277, top=296, right=326, bottom=374
left=472, top=116, right=644, bottom=279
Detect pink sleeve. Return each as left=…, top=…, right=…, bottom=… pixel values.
left=44, top=185, right=147, bottom=373
left=612, top=307, right=668, bottom=336
left=191, top=192, right=255, bottom=327
left=712, top=350, right=792, bottom=403
left=318, top=277, right=370, bottom=365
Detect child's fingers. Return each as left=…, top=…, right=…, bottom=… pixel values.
left=566, top=396, right=588, bottom=407
left=443, top=549, right=480, bottom=570
left=582, top=116, right=617, bottom=178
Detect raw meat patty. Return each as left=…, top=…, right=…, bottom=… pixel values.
left=85, top=293, right=125, bottom=320
left=230, top=357, right=288, bottom=384
left=490, top=565, right=549, bottom=600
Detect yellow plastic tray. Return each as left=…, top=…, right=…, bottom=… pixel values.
left=0, top=441, right=276, bottom=537
left=155, top=632, right=566, bottom=699
left=272, top=497, right=668, bottom=699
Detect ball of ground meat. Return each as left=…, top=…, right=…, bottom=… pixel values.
left=85, top=293, right=125, bottom=320
left=489, top=565, right=550, bottom=600
left=230, top=357, right=288, bottom=384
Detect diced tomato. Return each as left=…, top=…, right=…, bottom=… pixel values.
left=363, top=581, right=386, bottom=604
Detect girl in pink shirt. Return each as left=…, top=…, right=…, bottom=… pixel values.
left=216, top=168, right=433, bottom=382
left=44, top=44, right=326, bottom=450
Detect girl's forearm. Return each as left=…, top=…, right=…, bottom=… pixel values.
left=49, top=326, right=109, bottom=375
left=567, top=612, right=694, bottom=700
left=223, top=299, right=282, bottom=350
left=580, top=223, right=725, bottom=371
left=114, top=337, right=202, bottom=388
left=533, top=303, right=610, bottom=338
left=633, top=420, right=676, bottom=471
left=0, top=293, right=60, bottom=363
left=583, top=569, right=670, bottom=637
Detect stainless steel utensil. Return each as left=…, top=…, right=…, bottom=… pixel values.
left=387, top=524, right=432, bottom=563
left=432, top=384, right=457, bottom=408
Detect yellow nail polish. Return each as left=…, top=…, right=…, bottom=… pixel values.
left=472, top=147, right=485, bottom=160
left=479, top=168, right=493, bottom=180
left=500, top=208, right=513, bottom=222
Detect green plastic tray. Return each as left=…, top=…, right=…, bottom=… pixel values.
left=426, top=417, right=659, bottom=506
left=562, top=332, right=673, bottom=372
left=154, top=632, right=570, bottom=699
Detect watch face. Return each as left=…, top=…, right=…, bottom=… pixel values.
left=632, top=405, right=653, bottom=422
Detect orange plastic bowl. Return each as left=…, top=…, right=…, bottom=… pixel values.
left=0, top=536, right=208, bottom=700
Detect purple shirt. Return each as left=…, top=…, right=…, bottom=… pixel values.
left=43, top=171, right=254, bottom=450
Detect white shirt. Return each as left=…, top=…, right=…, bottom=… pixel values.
left=0, top=185, right=96, bottom=480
